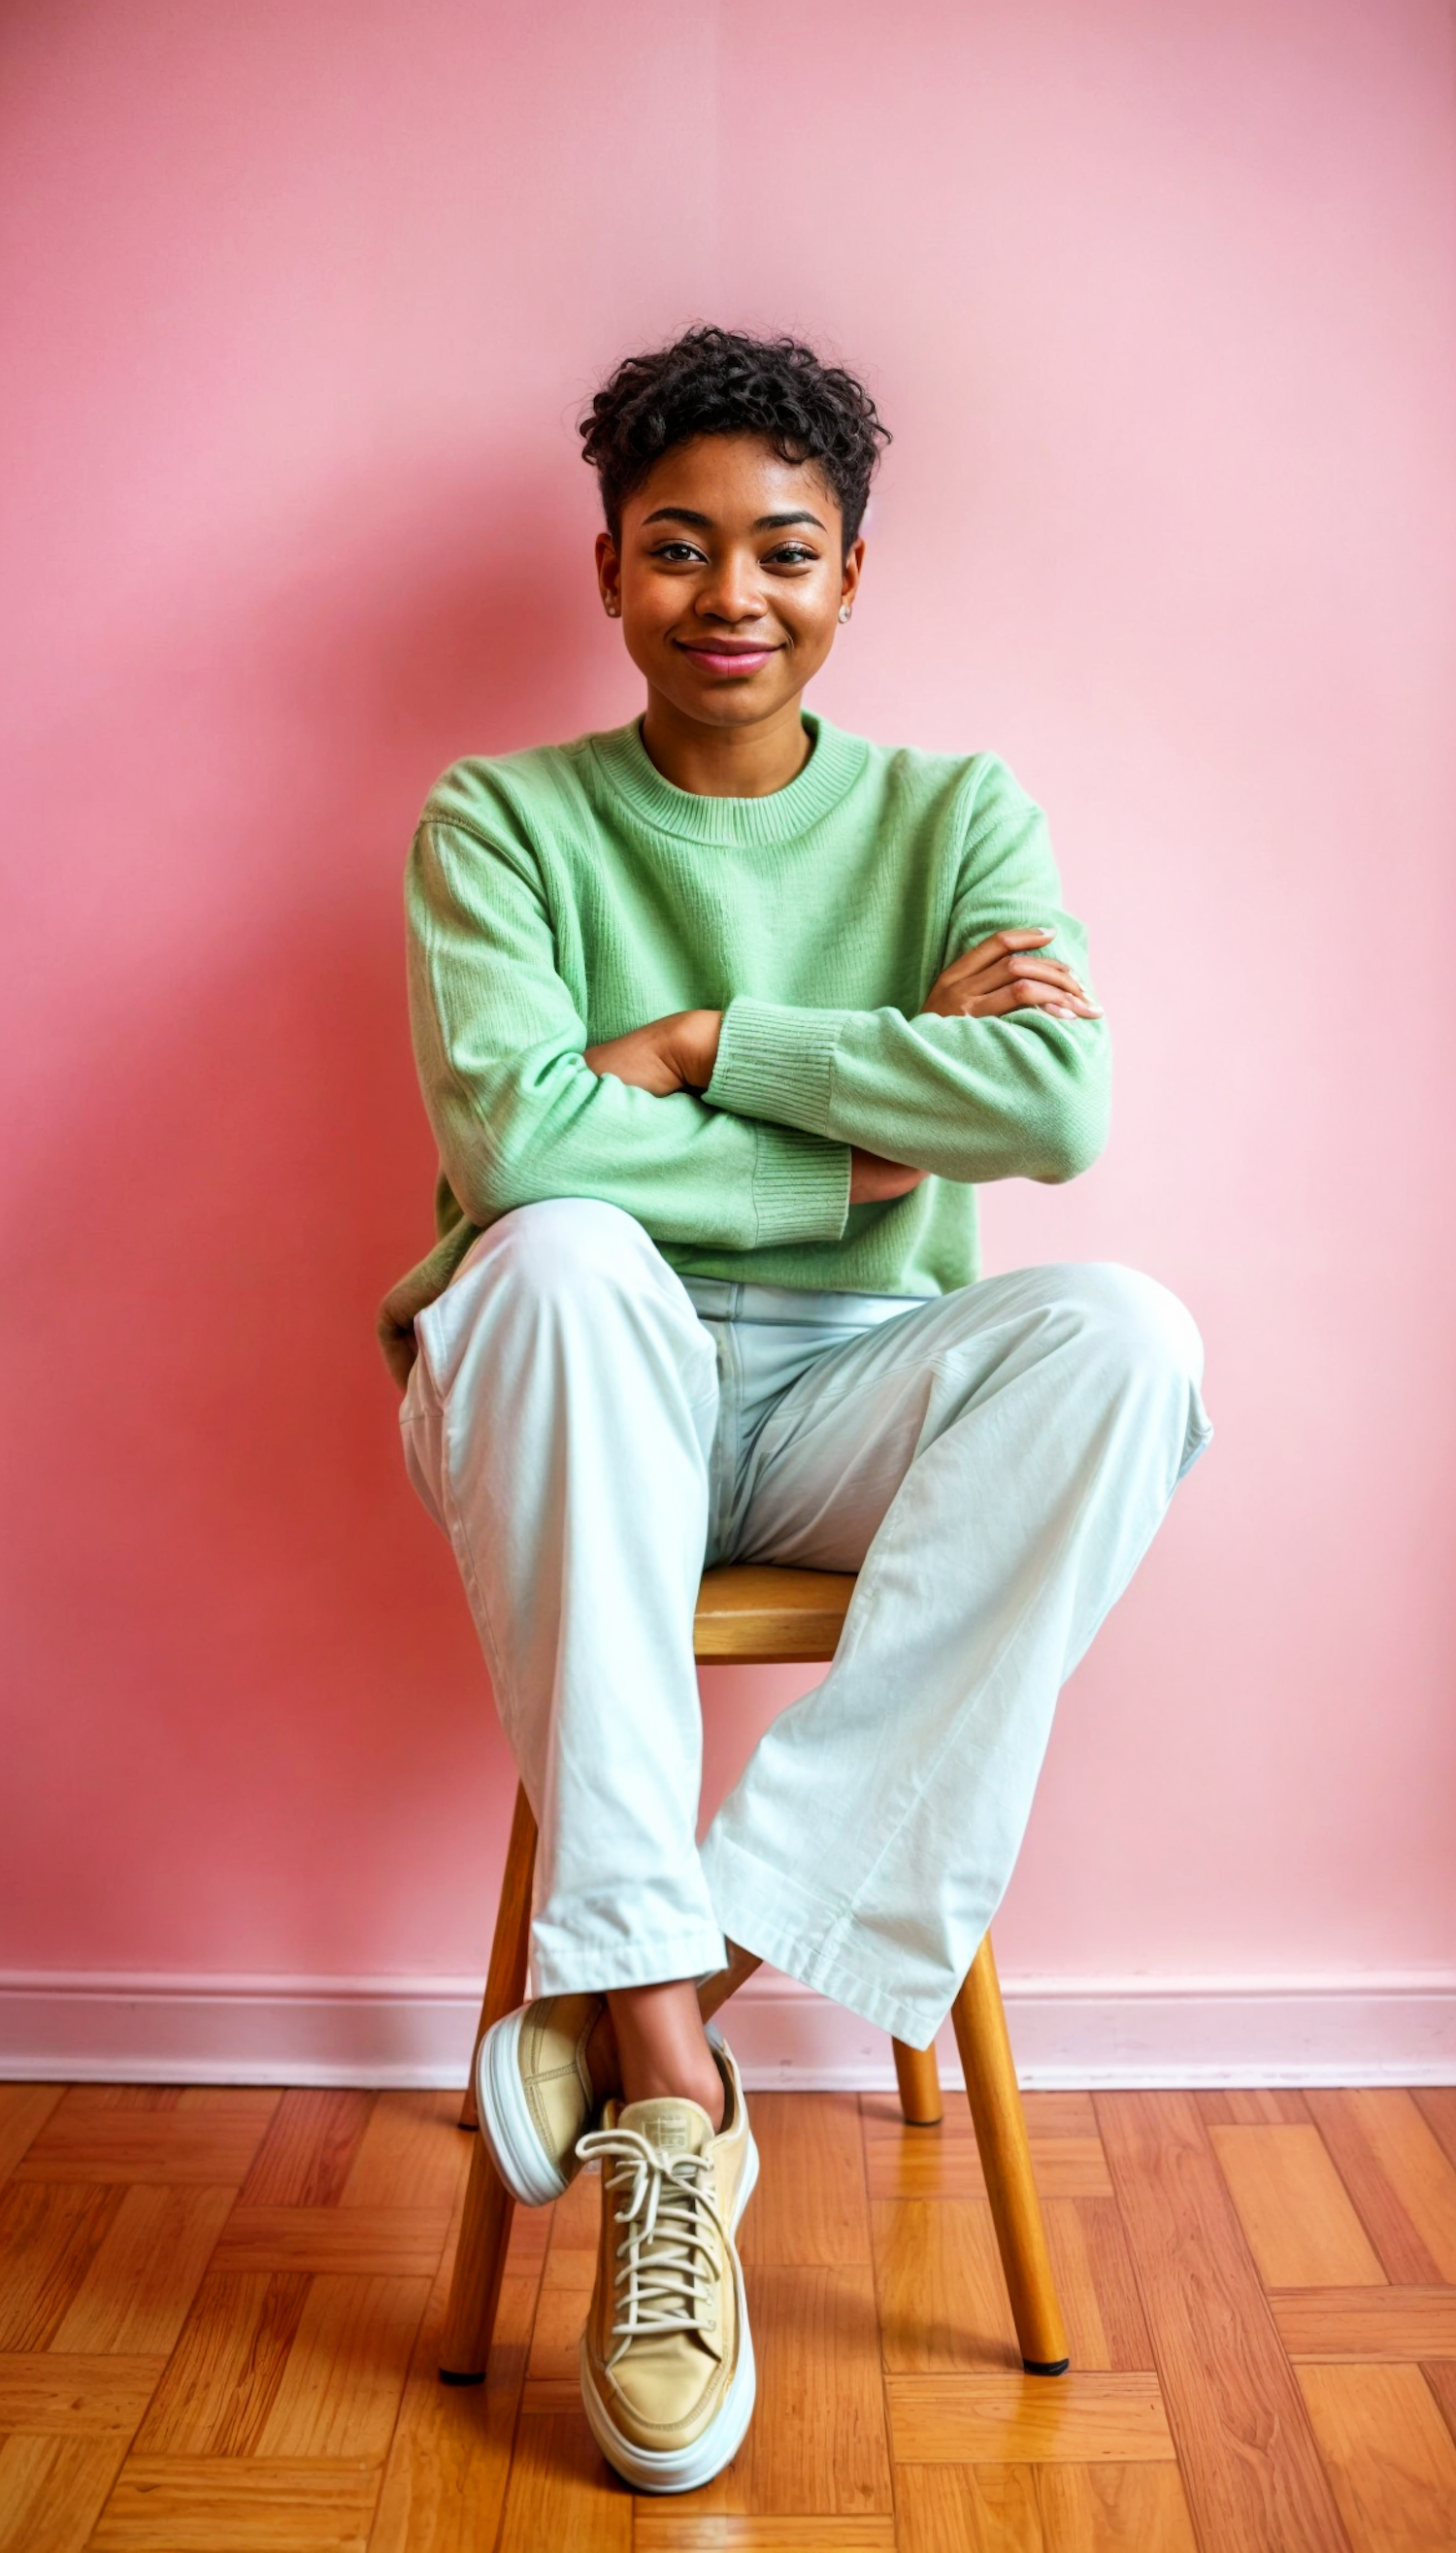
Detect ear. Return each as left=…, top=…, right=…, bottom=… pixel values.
left=840, top=535, right=867, bottom=613
left=596, top=529, right=621, bottom=615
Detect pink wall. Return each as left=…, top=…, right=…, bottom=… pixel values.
left=4, top=1, right=1454, bottom=2011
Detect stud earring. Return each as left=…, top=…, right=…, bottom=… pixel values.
left=605, top=599, right=620, bottom=617
left=839, top=604, right=852, bottom=623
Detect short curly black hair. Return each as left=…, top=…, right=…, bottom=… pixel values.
left=579, top=325, right=890, bottom=553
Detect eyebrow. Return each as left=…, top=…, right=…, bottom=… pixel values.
left=640, top=506, right=828, bottom=533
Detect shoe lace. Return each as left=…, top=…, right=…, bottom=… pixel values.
left=576, top=2123, right=727, bottom=2365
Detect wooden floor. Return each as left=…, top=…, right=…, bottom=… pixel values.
left=3, top=2081, right=1456, bottom=2550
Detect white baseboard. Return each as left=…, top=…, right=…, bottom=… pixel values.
left=1, top=1967, right=1452, bottom=2089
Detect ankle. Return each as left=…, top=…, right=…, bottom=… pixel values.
left=604, top=1978, right=727, bottom=2132
left=584, top=2004, right=620, bottom=2106
left=622, top=2049, right=725, bottom=2133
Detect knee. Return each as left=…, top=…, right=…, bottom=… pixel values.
left=470, top=1198, right=662, bottom=1312
left=1057, top=1262, right=1206, bottom=1395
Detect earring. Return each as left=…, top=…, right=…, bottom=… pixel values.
left=604, top=599, right=620, bottom=617
left=839, top=604, right=852, bottom=623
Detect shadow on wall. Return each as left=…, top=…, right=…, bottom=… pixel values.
left=4, top=458, right=627, bottom=1974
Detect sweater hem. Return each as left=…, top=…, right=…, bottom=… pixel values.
left=748, top=1124, right=852, bottom=1246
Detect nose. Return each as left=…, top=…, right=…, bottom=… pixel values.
left=693, top=548, right=768, bottom=626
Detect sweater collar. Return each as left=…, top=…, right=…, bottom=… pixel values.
left=588, top=710, right=868, bottom=845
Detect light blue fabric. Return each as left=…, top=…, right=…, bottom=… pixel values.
left=403, top=1203, right=1211, bottom=2044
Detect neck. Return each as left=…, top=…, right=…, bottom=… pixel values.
left=638, top=687, right=812, bottom=798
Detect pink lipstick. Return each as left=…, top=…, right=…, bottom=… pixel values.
left=676, top=642, right=780, bottom=679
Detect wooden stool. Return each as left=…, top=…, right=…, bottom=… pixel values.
left=440, top=1564, right=1069, bottom=2383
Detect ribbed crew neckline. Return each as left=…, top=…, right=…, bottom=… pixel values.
left=588, top=710, right=869, bottom=845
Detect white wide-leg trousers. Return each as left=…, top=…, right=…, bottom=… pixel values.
left=401, top=1200, right=1211, bottom=2045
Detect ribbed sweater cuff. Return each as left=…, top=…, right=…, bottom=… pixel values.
left=750, top=1123, right=852, bottom=1246
left=706, top=996, right=849, bottom=1136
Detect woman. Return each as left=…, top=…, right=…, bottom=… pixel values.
left=381, top=326, right=1210, bottom=2494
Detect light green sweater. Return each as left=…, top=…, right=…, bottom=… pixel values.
left=380, top=712, right=1109, bottom=1386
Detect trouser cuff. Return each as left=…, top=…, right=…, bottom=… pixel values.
left=529, top=1919, right=729, bottom=2002
left=702, top=1829, right=958, bottom=2049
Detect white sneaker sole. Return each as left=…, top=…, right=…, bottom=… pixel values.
left=579, top=2125, right=761, bottom=2494
left=476, top=2008, right=574, bottom=2208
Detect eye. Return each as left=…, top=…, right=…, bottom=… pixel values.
left=766, top=544, right=816, bottom=566
left=651, top=541, right=707, bottom=563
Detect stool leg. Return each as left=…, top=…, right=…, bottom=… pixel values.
left=440, top=1783, right=538, bottom=2383
left=697, top=1940, right=762, bottom=2025
left=892, top=2038, right=944, bottom=2126
left=950, top=1930, right=1070, bottom=2375
left=456, top=1782, right=537, bottom=2132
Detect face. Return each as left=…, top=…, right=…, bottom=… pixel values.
left=596, top=433, right=864, bottom=730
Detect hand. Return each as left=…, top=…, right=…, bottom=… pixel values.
left=583, top=1009, right=722, bottom=1094
left=848, top=1146, right=927, bottom=1204
left=922, top=929, right=1102, bottom=1023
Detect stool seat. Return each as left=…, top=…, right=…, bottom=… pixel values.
left=693, top=1563, right=856, bottom=1662
left=440, top=1561, right=1071, bottom=2395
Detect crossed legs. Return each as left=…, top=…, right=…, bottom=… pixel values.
left=402, top=1196, right=1209, bottom=2099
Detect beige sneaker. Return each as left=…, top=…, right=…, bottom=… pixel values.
left=576, top=2034, right=758, bottom=2493
left=476, top=1993, right=602, bottom=2206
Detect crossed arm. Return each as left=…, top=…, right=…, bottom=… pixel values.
left=406, top=755, right=1111, bottom=1249
left=583, top=930, right=1104, bottom=1203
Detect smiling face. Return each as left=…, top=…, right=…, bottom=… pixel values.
left=597, top=432, right=864, bottom=735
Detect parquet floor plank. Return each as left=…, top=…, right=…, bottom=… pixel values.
left=518, top=2375, right=582, bottom=2411
left=89, top=2452, right=380, bottom=2549
left=11, top=2096, right=279, bottom=2187
left=369, top=2277, right=536, bottom=2552
left=133, top=2267, right=313, bottom=2455
left=1097, top=2089, right=1352, bottom=2551
left=0, top=2432, right=131, bottom=2553
left=527, top=2239, right=597, bottom=2381
left=892, top=2464, right=1043, bottom=2551
left=48, top=2182, right=235, bottom=2355
left=522, top=2165, right=601, bottom=2379
left=896, top=2458, right=1198, bottom=2547
left=503, top=2192, right=554, bottom=2266
left=1209, top=2124, right=1388, bottom=2287
left=859, top=2089, right=1098, bottom=2142
left=342, top=2090, right=470, bottom=2213
left=1422, top=2358, right=1456, bottom=2447
left=886, top=2371, right=1175, bottom=2464
left=0, top=2352, right=165, bottom=2434
left=1021, top=2092, right=1103, bottom=2139
left=677, top=2264, right=892, bottom=2519
left=255, top=2273, right=432, bottom=2460
left=1411, top=2090, right=1456, bottom=2177
left=64, top=2088, right=183, bottom=2112
left=0, top=2181, right=124, bottom=2351
left=213, top=2204, right=452, bottom=2277
left=1196, top=2089, right=1311, bottom=2126
left=550, top=2159, right=604, bottom=2248
left=496, top=2408, right=633, bottom=2551
left=1042, top=2198, right=1154, bottom=2372
left=739, top=2094, right=870, bottom=2267
left=238, top=2089, right=377, bottom=2207
left=1306, top=2090, right=1456, bottom=2284
left=367, top=2165, right=539, bottom=2553
left=0, top=2085, right=65, bottom=2181
left=870, top=2197, right=1018, bottom=2371
left=633, top=2517, right=898, bottom=2548
left=863, top=2128, right=1110, bottom=2205
left=1034, top=2461, right=1201, bottom=2547
left=1273, top=2287, right=1456, bottom=2361
left=1298, top=2361, right=1456, bottom=2552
